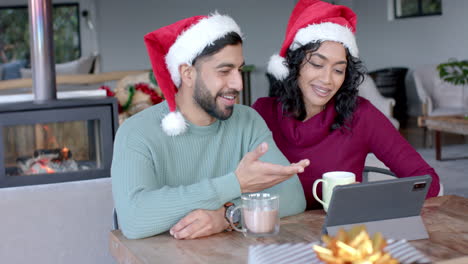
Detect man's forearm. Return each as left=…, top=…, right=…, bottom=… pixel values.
left=113, top=172, right=242, bottom=239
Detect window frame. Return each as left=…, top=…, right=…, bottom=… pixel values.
left=394, top=0, right=442, bottom=19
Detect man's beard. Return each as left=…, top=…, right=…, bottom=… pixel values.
left=193, top=77, right=238, bottom=121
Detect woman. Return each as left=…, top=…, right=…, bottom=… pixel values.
left=253, top=0, right=440, bottom=209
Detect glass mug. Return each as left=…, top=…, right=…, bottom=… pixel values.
left=312, top=171, right=356, bottom=212
left=228, top=193, right=280, bottom=237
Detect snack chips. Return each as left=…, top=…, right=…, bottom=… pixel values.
left=313, top=225, right=399, bottom=264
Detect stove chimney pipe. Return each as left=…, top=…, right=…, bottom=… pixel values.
left=28, top=0, right=57, bottom=102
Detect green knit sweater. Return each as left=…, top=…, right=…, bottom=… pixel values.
left=111, top=102, right=306, bottom=239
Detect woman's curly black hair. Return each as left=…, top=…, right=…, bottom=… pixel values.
left=274, top=41, right=366, bottom=131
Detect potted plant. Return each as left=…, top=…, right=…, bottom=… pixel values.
left=437, top=59, right=468, bottom=116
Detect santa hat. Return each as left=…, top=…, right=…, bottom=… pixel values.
left=267, top=0, right=358, bottom=80
left=144, top=13, right=242, bottom=136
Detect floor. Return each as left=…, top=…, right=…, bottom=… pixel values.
left=399, top=116, right=468, bottom=198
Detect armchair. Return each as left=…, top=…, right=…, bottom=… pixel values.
left=413, top=64, right=467, bottom=117
left=358, top=74, right=400, bottom=129
left=413, top=65, right=467, bottom=145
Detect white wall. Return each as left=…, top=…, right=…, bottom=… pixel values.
left=353, top=0, right=468, bottom=115
left=94, top=0, right=295, bottom=103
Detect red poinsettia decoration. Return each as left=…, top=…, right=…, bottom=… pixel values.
left=134, top=83, right=164, bottom=105
left=100, top=83, right=164, bottom=114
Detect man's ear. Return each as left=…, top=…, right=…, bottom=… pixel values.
left=179, top=64, right=195, bottom=87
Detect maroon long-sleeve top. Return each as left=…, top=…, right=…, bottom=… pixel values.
left=252, top=96, right=440, bottom=210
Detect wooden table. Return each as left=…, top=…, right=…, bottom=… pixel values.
left=418, top=115, right=468, bottom=160
left=109, top=195, right=468, bottom=264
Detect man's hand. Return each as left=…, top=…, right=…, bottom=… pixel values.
left=235, top=142, right=310, bottom=193
left=169, top=207, right=229, bottom=240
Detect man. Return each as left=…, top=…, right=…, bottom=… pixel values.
left=111, top=13, right=309, bottom=240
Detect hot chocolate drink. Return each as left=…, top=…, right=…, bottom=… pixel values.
left=243, top=209, right=279, bottom=234
left=227, top=193, right=280, bottom=237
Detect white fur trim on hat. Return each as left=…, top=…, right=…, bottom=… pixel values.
left=162, top=111, right=187, bottom=136
left=166, top=13, right=242, bottom=88
left=267, top=54, right=289, bottom=80
left=291, top=22, right=358, bottom=57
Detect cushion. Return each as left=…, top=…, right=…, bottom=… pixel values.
left=2, top=59, right=28, bottom=80
left=20, top=55, right=95, bottom=78
left=432, top=76, right=465, bottom=108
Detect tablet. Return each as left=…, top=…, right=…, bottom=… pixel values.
left=323, top=175, right=432, bottom=241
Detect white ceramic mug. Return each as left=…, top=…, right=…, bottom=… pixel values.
left=228, top=193, right=280, bottom=237
left=312, top=171, right=355, bottom=212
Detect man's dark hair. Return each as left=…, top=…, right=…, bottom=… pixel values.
left=191, top=32, right=242, bottom=65
left=276, top=41, right=365, bottom=131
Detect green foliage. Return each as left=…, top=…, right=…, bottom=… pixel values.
left=422, top=0, right=441, bottom=13
left=241, top=64, right=255, bottom=72
left=396, top=0, right=441, bottom=18
left=149, top=70, right=158, bottom=86
left=52, top=6, right=80, bottom=63
left=0, top=8, right=29, bottom=61
left=437, top=59, right=468, bottom=86
left=0, top=4, right=80, bottom=64
left=400, top=0, right=418, bottom=17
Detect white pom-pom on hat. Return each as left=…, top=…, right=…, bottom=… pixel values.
left=267, top=54, right=289, bottom=81
left=161, top=111, right=187, bottom=136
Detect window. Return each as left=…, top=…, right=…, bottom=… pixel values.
left=0, top=3, right=80, bottom=79
left=394, top=0, right=442, bottom=19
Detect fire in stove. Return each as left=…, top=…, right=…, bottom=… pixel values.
left=1, top=97, right=117, bottom=187
left=14, top=147, right=93, bottom=176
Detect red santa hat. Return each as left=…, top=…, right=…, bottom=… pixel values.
left=267, top=0, right=358, bottom=80
left=144, top=13, right=242, bottom=136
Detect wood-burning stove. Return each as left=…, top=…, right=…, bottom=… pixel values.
left=0, top=0, right=118, bottom=188
left=0, top=97, right=118, bottom=187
